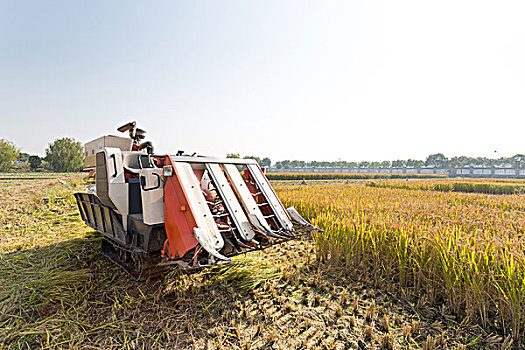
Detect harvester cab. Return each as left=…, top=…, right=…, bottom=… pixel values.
left=75, top=122, right=321, bottom=280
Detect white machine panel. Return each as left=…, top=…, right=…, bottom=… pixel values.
left=105, top=148, right=125, bottom=184
left=139, top=168, right=164, bottom=225
left=84, top=135, right=132, bottom=168
left=104, top=148, right=128, bottom=223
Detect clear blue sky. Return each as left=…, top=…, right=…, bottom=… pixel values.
left=2, top=1, right=524, bottom=162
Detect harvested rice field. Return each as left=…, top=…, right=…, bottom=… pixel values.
left=0, top=176, right=517, bottom=349
left=0, top=173, right=79, bottom=188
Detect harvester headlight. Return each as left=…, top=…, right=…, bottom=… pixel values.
left=163, top=165, right=174, bottom=177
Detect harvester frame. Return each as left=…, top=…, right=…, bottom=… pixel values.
left=75, top=122, right=320, bottom=280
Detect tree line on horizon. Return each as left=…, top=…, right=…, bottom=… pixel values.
left=272, top=153, right=525, bottom=169
left=0, top=138, right=83, bottom=173
left=2, top=140, right=524, bottom=173
left=230, top=153, right=525, bottom=169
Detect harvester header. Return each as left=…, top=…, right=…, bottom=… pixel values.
left=75, top=122, right=320, bottom=279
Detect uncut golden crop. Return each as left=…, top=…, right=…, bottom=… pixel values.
left=368, top=178, right=525, bottom=195
left=266, top=172, right=445, bottom=181
left=276, top=184, right=525, bottom=340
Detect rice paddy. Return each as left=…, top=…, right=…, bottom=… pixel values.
left=0, top=176, right=517, bottom=349
left=367, top=178, right=525, bottom=195
left=266, top=172, right=446, bottom=181
left=276, top=180, right=525, bottom=345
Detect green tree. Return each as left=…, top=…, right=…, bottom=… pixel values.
left=226, top=153, right=240, bottom=159
left=280, top=160, right=291, bottom=169
left=406, top=159, right=420, bottom=167
left=511, top=154, right=525, bottom=168
left=380, top=161, right=391, bottom=168
left=244, top=155, right=261, bottom=165
left=425, top=153, right=448, bottom=168
left=448, top=156, right=467, bottom=167
left=392, top=159, right=406, bottom=168
left=474, top=157, right=490, bottom=167
left=0, top=139, right=19, bottom=172
left=17, top=152, right=30, bottom=162
left=28, top=155, right=42, bottom=171
left=412, top=160, right=424, bottom=168
left=45, top=138, right=84, bottom=172
left=290, top=160, right=305, bottom=168
left=261, top=157, right=271, bottom=167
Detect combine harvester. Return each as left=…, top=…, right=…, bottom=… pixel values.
left=75, top=122, right=320, bottom=280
